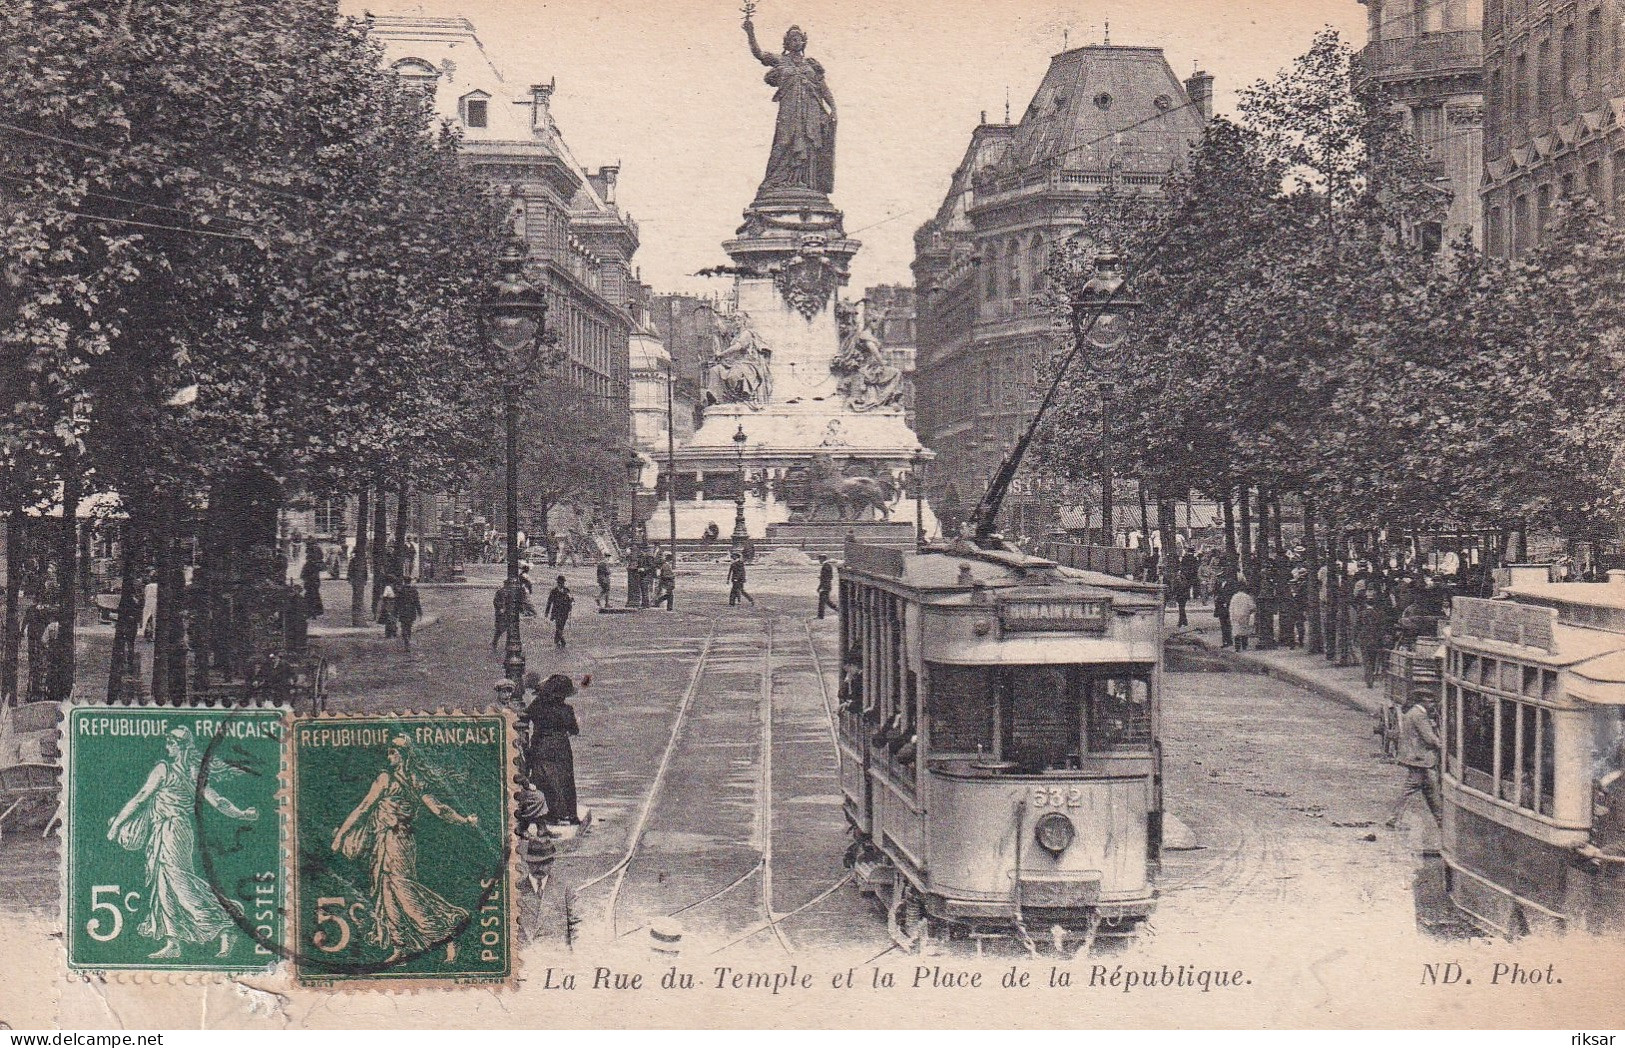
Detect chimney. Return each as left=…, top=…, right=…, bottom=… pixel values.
left=594, top=164, right=620, bottom=204
left=529, top=79, right=555, bottom=134
left=980, top=109, right=988, bottom=125
left=1185, top=69, right=1214, bottom=121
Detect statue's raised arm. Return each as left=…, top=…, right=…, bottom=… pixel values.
left=743, top=17, right=776, bottom=67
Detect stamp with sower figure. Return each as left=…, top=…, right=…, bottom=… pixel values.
left=291, top=712, right=516, bottom=986
left=63, top=705, right=286, bottom=973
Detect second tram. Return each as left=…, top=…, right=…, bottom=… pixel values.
left=1439, top=585, right=1625, bottom=936
left=837, top=539, right=1164, bottom=952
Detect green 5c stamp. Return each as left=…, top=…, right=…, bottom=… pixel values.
left=64, top=705, right=286, bottom=973
left=291, top=713, right=515, bottom=986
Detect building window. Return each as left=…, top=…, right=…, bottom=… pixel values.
left=1586, top=160, right=1602, bottom=203
left=464, top=97, right=488, bottom=128
left=1418, top=220, right=1444, bottom=255
left=1561, top=25, right=1576, bottom=100
left=314, top=495, right=347, bottom=537
left=1513, top=193, right=1530, bottom=254
left=1537, top=38, right=1551, bottom=114
left=1487, top=205, right=1505, bottom=254
left=1587, top=9, right=1603, bottom=92
left=1537, top=183, right=1552, bottom=243
left=1514, top=52, right=1529, bottom=122
left=1561, top=171, right=1576, bottom=200
left=1008, top=239, right=1023, bottom=297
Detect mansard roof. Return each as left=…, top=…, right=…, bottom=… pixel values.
left=1004, top=45, right=1206, bottom=179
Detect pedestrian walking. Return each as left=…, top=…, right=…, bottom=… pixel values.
left=396, top=577, right=422, bottom=650
left=1357, top=595, right=1387, bottom=688
left=1386, top=696, right=1442, bottom=829
left=378, top=579, right=398, bottom=638
left=657, top=554, right=676, bottom=610
left=639, top=549, right=658, bottom=608
left=300, top=547, right=326, bottom=618
left=492, top=581, right=534, bottom=650
left=139, top=576, right=159, bottom=642
left=1170, top=570, right=1191, bottom=628
left=816, top=555, right=837, bottom=618
left=625, top=548, right=641, bottom=609
left=520, top=672, right=582, bottom=826
left=595, top=556, right=612, bottom=610
left=1228, top=584, right=1257, bottom=652
left=727, top=552, right=754, bottom=606
left=544, top=575, right=573, bottom=648
left=1213, top=572, right=1236, bottom=648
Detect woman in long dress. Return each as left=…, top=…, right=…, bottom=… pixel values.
left=520, top=674, right=581, bottom=826
left=330, top=735, right=480, bottom=964
left=744, top=18, right=836, bottom=195
left=106, top=727, right=259, bottom=959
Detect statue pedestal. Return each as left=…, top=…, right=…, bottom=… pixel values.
left=659, top=196, right=935, bottom=542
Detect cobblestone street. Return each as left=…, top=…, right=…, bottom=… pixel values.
left=4, top=564, right=1456, bottom=960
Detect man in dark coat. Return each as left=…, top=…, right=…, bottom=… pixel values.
left=544, top=575, right=573, bottom=648
left=396, top=578, right=423, bottom=650
left=520, top=672, right=582, bottom=826
left=596, top=556, right=612, bottom=610
left=727, top=553, right=754, bottom=606
left=657, top=554, right=676, bottom=611
left=300, top=546, right=326, bottom=617
left=817, top=555, right=837, bottom=618
left=1213, top=572, right=1237, bottom=649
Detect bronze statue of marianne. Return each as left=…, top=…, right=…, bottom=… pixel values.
left=743, top=15, right=836, bottom=196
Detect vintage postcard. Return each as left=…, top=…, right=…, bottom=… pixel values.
left=2, top=0, right=1625, bottom=1033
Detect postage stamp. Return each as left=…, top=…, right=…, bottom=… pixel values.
left=290, top=712, right=516, bottom=987
left=62, top=704, right=287, bottom=974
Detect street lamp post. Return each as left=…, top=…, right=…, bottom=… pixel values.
left=625, top=449, right=644, bottom=553
left=731, top=424, right=749, bottom=555
left=480, top=239, right=549, bottom=687
left=1072, top=251, right=1140, bottom=549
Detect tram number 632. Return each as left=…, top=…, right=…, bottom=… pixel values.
left=1031, top=786, right=1085, bottom=808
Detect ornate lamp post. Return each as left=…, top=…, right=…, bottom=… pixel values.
left=1072, top=251, right=1140, bottom=548
left=731, top=423, right=749, bottom=554
left=480, top=239, right=549, bottom=686
left=624, top=449, right=644, bottom=552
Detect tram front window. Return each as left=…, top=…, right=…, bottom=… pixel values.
left=927, top=662, right=1153, bottom=772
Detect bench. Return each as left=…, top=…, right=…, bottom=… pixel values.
left=0, top=701, right=60, bottom=844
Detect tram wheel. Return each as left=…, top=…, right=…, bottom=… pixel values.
left=888, top=880, right=929, bottom=953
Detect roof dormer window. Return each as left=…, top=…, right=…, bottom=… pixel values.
left=460, top=90, right=491, bottom=129
left=390, top=57, right=440, bottom=96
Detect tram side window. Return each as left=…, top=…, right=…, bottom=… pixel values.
left=928, top=664, right=993, bottom=754
left=1088, top=672, right=1153, bottom=752
left=1461, top=690, right=1496, bottom=792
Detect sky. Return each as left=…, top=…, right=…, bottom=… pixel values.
left=354, top=0, right=1368, bottom=295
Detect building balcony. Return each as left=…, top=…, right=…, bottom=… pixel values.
left=1357, top=31, right=1484, bottom=84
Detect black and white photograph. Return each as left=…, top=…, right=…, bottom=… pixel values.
left=0, top=0, right=1622, bottom=1033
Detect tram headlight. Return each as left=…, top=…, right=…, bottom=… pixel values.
left=1034, top=812, right=1075, bottom=856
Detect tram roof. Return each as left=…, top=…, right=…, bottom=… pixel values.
left=842, top=540, right=1162, bottom=606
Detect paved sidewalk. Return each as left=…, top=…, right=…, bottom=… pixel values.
left=1172, top=610, right=1384, bottom=719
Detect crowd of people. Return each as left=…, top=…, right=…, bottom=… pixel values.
left=1139, top=542, right=1488, bottom=670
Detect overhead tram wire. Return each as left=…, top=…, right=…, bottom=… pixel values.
left=0, top=172, right=267, bottom=236
left=845, top=95, right=1206, bottom=240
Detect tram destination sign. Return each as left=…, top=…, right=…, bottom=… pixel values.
left=1451, top=596, right=1556, bottom=653
left=997, top=597, right=1111, bottom=633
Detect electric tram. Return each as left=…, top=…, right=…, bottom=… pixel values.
left=1439, top=583, right=1625, bottom=936
left=836, top=538, right=1165, bottom=951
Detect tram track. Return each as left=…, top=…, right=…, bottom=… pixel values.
left=576, top=607, right=862, bottom=954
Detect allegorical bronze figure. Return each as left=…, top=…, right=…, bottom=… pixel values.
left=743, top=11, right=836, bottom=196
